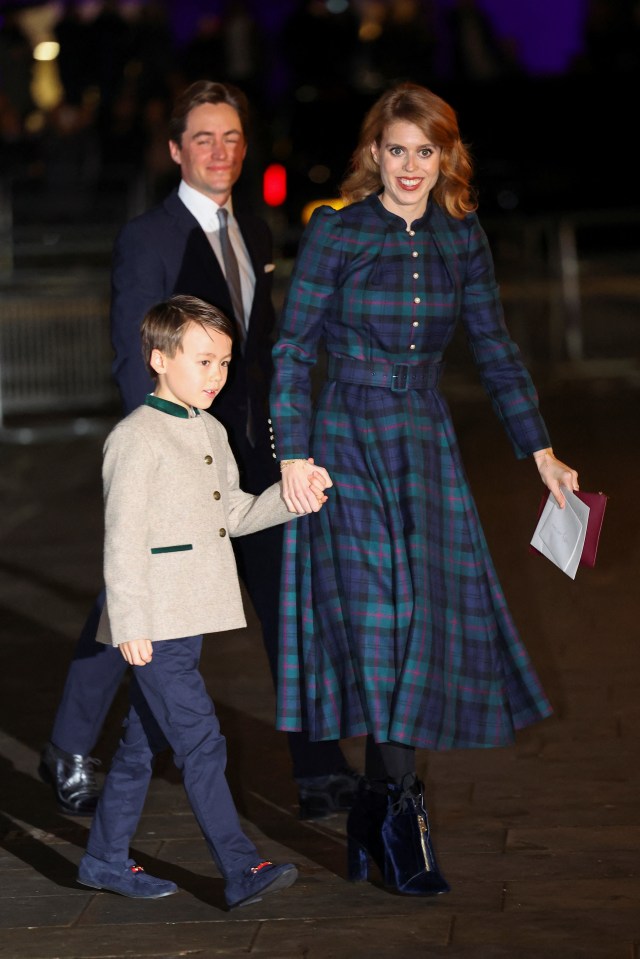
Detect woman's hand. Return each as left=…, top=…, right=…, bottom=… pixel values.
left=533, top=448, right=579, bottom=508
left=119, top=638, right=153, bottom=666
left=281, top=457, right=333, bottom=514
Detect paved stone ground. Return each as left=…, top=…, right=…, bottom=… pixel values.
left=0, top=377, right=639, bottom=959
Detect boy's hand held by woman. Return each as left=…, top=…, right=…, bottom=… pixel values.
left=281, top=457, right=333, bottom=514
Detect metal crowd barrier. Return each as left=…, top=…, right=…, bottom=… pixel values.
left=0, top=290, right=118, bottom=436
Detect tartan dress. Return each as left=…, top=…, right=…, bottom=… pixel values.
left=270, top=194, right=553, bottom=750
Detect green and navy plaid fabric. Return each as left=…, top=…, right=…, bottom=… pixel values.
left=270, top=195, right=552, bottom=749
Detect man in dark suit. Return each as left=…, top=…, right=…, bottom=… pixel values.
left=39, top=80, right=355, bottom=821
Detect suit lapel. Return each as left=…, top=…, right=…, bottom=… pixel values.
left=165, top=192, right=266, bottom=345
left=167, top=191, right=227, bottom=286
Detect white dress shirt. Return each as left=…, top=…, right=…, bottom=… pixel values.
left=178, top=180, right=255, bottom=328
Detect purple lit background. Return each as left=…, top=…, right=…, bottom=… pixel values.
left=1, top=0, right=589, bottom=78
left=473, top=0, right=587, bottom=74
left=166, top=0, right=588, bottom=77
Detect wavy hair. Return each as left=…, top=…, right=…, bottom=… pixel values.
left=340, top=82, right=476, bottom=219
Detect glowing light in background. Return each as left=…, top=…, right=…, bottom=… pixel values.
left=263, top=164, right=287, bottom=207
left=33, top=40, right=60, bottom=61
left=301, top=198, right=345, bottom=225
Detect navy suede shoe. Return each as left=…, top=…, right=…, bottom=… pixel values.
left=225, top=860, right=298, bottom=908
left=77, top=854, right=178, bottom=898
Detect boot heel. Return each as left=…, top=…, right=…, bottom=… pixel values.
left=347, top=835, right=369, bottom=882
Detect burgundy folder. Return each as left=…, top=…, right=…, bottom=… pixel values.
left=530, top=490, right=608, bottom=568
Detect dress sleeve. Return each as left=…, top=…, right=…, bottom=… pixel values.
left=270, top=205, right=342, bottom=458
left=460, top=214, right=551, bottom=459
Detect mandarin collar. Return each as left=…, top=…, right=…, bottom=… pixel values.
left=365, top=191, right=433, bottom=232
left=145, top=394, right=200, bottom=419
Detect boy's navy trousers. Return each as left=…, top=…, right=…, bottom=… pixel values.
left=85, top=636, right=259, bottom=879
left=50, top=528, right=345, bottom=778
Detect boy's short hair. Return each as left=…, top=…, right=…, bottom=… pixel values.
left=141, top=295, right=235, bottom=379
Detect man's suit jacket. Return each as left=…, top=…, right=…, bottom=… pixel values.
left=110, top=188, right=280, bottom=493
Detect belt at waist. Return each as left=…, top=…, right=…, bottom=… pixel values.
left=327, top=355, right=442, bottom=392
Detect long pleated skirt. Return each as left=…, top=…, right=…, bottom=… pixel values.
left=276, top=379, right=552, bottom=750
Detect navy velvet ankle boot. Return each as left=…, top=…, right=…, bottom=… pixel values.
left=346, top=774, right=450, bottom=896
left=381, top=773, right=450, bottom=896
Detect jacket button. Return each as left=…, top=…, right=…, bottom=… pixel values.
left=213, top=490, right=221, bottom=500
left=204, top=455, right=213, bottom=464
left=219, top=528, right=227, bottom=537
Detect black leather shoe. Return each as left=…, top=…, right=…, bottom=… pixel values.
left=297, top=767, right=360, bottom=820
left=38, top=742, right=101, bottom=816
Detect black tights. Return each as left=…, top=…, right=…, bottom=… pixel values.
left=365, top=736, right=415, bottom=785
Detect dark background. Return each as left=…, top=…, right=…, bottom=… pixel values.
left=2, top=0, right=639, bottom=236
left=0, top=0, right=638, bottom=428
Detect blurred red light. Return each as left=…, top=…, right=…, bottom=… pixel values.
left=263, top=163, right=287, bottom=207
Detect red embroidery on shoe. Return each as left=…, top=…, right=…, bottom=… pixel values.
left=130, top=865, right=145, bottom=873
left=250, top=861, right=273, bottom=874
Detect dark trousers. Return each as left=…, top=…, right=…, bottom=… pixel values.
left=51, top=588, right=125, bottom=757
left=87, top=636, right=258, bottom=878
left=51, top=528, right=345, bottom=778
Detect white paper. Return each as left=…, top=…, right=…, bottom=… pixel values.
left=530, top=487, right=590, bottom=579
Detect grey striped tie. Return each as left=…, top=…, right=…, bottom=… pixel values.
left=217, top=207, right=245, bottom=344
left=217, top=207, right=254, bottom=445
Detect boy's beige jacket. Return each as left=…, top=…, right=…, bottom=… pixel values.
left=97, top=404, right=294, bottom=646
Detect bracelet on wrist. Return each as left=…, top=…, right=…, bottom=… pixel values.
left=280, top=458, right=306, bottom=471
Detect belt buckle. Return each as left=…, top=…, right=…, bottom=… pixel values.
left=391, top=362, right=409, bottom=392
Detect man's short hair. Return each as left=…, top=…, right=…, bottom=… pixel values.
left=141, top=295, right=235, bottom=378
left=168, top=80, right=250, bottom=146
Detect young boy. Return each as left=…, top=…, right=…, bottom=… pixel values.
left=77, top=295, right=330, bottom=908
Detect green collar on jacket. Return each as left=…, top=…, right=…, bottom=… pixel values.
left=144, top=394, right=201, bottom=419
